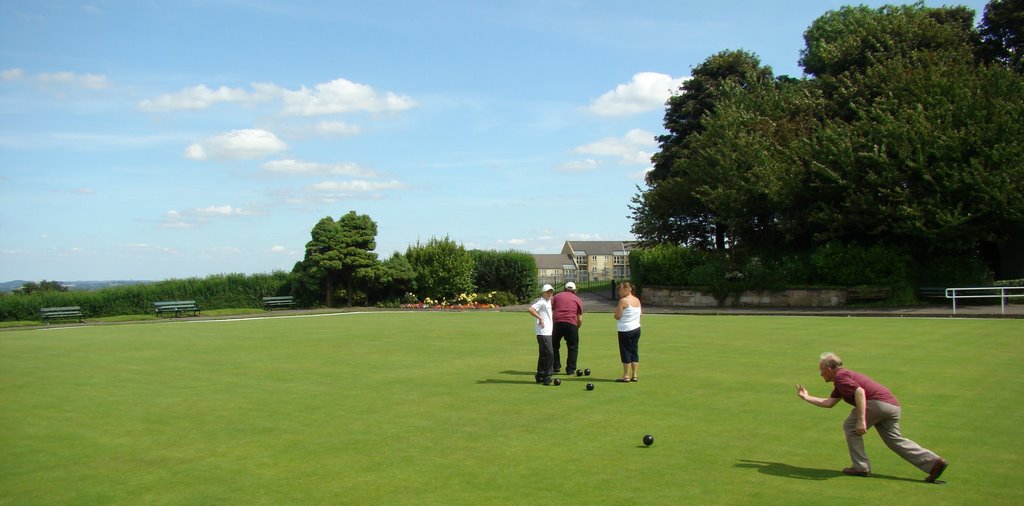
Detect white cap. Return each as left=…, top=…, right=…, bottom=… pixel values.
left=564, top=281, right=576, bottom=290
left=542, top=284, right=554, bottom=292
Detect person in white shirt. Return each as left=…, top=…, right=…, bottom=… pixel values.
left=528, top=284, right=555, bottom=384
left=614, top=281, right=642, bottom=382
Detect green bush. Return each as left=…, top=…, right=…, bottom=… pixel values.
left=739, top=255, right=815, bottom=290
left=477, top=291, right=518, bottom=307
left=405, top=236, right=475, bottom=301
left=915, top=255, right=992, bottom=287
left=810, top=242, right=912, bottom=286
left=470, top=250, right=537, bottom=303
left=630, top=244, right=710, bottom=286
left=687, top=259, right=727, bottom=287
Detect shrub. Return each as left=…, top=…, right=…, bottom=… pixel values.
left=405, top=236, right=475, bottom=301
left=915, top=255, right=992, bottom=287
left=739, top=255, right=814, bottom=290
left=486, top=291, right=519, bottom=307
left=630, top=244, right=710, bottom=286
left=470, top=250, right=537, bottom=302
left=810, top=242, right=911, bottom=286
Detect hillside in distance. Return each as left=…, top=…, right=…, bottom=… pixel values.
left=0, top=280, right=153, bottom=293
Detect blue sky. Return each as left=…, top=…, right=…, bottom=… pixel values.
left=0, top=0, right=990, bottom=281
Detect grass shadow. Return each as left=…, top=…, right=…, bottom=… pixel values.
left=476, top=378, right=538, bottom=385
left=479, top=371, right=548, bottom=385
left=735, top=460, right=841, bottom=481
left=736, top=460, right=925, bottom=483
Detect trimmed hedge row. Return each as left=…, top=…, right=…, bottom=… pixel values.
left=629, top=243, right=994, bottom=302
left=0, top=272, right=290, bottom=322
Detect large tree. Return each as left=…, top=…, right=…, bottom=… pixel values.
left=797, top=3, right=1024, bottom=260
left=361, top=252, right=417, bottom=305
left=979, top=0, right=1024, bottom=71
left=634, top=49, right=775, bottom=250
left=633, top=2, right=1024, bottom=279
left=295, top=211, right=378, bottom=307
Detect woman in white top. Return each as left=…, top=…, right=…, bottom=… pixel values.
left=614, top=281, right=642, bottom=382
left=528, top=284, right=555, bottom=383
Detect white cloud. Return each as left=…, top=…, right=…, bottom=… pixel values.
left=2, top=68, right=108, bottom=89
left=195, top=205, right=251, bottom=217
left=568, top=233, right=609, bottom=241
left=160, top=210, right=194, bottom=229
left=588, top=72, right=687, bottom=116
left=37, top=71, right=109, bottom=89
left=278, top=179, right=408, bottom=205
left=159, top=204, right=254, bottom=229
left=270, top=245, right=287, bottom=253
left=138, top=84, right=265, bottom=112
left=558, top=159, right=600, bottom=172
left=185, top=129, right=287, bottom=160
left=2, top=68, right=24, bottom=81
left=183, top=144, right=207, bottom=160
left=210, top=246, right=242, bottom=255
left=573, top=128, right=656, bottom=166
left=139, top=78, right=415, bottom=116
left=628, top=167, right=654, bottom=180
left=262, top=158, right=376, bottom=177
left=314, top=120, right=361, bottom=136
left=310, top=180, right=406, bottom=192
left=278, top=78, right=416, bottom=116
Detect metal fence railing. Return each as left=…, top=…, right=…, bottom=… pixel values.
left=946, top=286, right=1024, bottom=315
left=537, top=276, right=628, bottom=303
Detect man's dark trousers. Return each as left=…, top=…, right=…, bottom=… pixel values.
left=552, top=321, right=579, bottom=373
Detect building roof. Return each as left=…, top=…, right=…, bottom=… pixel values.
left=533, top=254, right=571, bottom=270
left=561, top=241, right=634, bottom=256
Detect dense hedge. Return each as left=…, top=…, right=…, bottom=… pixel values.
left=405, top=237, right=476, bottom=301
left=0, top=272, right=290, bottom=321
left=629, top=243, right=994, bottom=301
left=469, top=249, right=537, bottom=303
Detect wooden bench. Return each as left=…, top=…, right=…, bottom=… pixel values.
left=154, top=300, right=201, bottom=317
left=845, top=287, right=892, bottom=302
left=917, top=287, right=947, bottom=301
left=262, top=296, right=296, bottom=310
left=40, top=306, right=85, bottom=324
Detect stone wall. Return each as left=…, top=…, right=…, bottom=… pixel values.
left=641, top=286, right=844, bottom=308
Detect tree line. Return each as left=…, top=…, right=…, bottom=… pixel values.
left=631, top=1, right=1024, bottom=288
left=0, top=212, right=536, bottom=321
left=288, top=211, right=536, bottom=308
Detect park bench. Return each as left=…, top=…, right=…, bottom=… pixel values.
left=917, top=287, right=947, bottom=301
left=153, top=300, right=201, bottom=317
left=845, top=287, right=892, bottom=302
left=262, top=296, right=296, bottom=310
left=40, top=306, right=85, bottom=324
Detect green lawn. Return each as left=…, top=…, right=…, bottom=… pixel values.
left=1, top=312, right=1021, bottom=505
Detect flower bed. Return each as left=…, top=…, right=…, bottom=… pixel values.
left=400, top=293, right=501, bottom=310
left=399, top=302, right=499, bottom=310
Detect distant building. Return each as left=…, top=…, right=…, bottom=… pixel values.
left=535, top=241, right=633, bottom=284
left=534, top=254, right=574, bottom=284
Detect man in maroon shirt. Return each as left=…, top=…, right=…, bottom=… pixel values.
left=550, top=281, right=584, bottom=375
left=796, top=352, right=948, bottom=483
